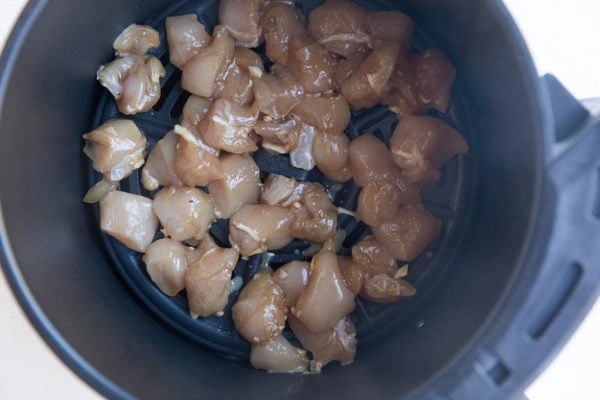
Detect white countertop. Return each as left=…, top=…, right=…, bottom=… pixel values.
left=0, top=1, right=599, bottom=399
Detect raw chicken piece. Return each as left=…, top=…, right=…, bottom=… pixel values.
left=272, top=260, right=309, bottom=307
left=351, top=236, right=398, bottom=277
left=260, top=2, right=307, bottom=66
left=251, top=335, right=309, bottom=373
left=333, top=47, right=370, bottom=88
left=372, top=205, right=441, bottom=261
left=260, top=174, right=302, bottom=207
left=214, top=47, right=264, bottom=106
left=252, top=65, right=304, bottom=119
left=186, top=235, right=219, bottom=265
left=83, top=119, right=146, bottom=181
left=337, top=256, right=364, bottom=296
left=143, top=238, right=188, bottom=296
left=180, top=96, right=213, bottom=132
left=341, top=40, right=400, bottom=109
left=97, top=55, right=165, bottom=115
left=287, top=35, right=337, bottom=94
left=312, top=132, right=351, bottom=182
left=348, top=134, right=399, bottom=187
left=219, top=0, right=265, bottom=48
left=232, top=271, right=287, bottom=343
left=99, top=191, right=158, bottom=252
left=207, top=153, right=260, bottom=218
left=229, top=204, right=294, bottom=256
left=383, top=49, right=456, bottom=115
left=293, top=244, right=355, bottom=332
left=181, top=26, right=235, bottom=98
left=254, top=116, right=301, bottom=154
left=186, top=246, right=239, bottom=318
left=288, top=315, right=356, bottom=371
left=292, top=94, right=350, bottom=135
left=173, top=126, right=224, bottom=187
left=198, top=98, right=258, bottom=154
left=83, top=179, right=118, bottom=204
left=357, top=179, right=420, bottom=226
left=291, top=182, right=337, bottom=243
left=141, top=131, right=183, bottom=191
left=360, top=274, right=416, bottom=303
left=165, top=14, right=211, bottom=68
left=308, top=0, right=370, bottom=58
left=113, top=24, right=160, bottom=56
left=367, top=11, right=413, bottom=52
left=289, top=123, right=317, bottom=171
left=152, top=186, right=215, bottom=241
left=390, top=115, right=468, bottom=184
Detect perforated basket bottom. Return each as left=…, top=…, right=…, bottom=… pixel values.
left=89, top=0, right=475, bottom=360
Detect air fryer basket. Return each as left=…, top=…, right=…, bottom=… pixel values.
left=1, top=0, right=599, bottom=399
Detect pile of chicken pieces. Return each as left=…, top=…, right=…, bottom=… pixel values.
left=83, top=0, right=468, bottom=374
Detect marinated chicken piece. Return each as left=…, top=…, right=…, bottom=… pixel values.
left=198, top=98, right=258, bottom=154
left=214, top=47, right=264, bottom=106
left=97, top=55, right=165, bottom=115
left=254, top=116, right=301, bottom=154
left=337, top=256, right=364, bottom=296
left=308, top=0, right=370, bottom=58
left=383, top=49, right=456, bottom=115
left=180, top=96, right=213, bottom=134
left=83, top=178, right=118, bottom=204
left=272, top=260, right=309, bottom=307
left=232, top=270, right=287, bottom=343
left=390, top=115, right=468, bottom=184
left=207, top=153, right=260, bottom=218
left=219, top=0, right=265, bottom=48
left=292, top=94, right=350, bottom=135
left=181, top=26, right=235, bottom=98
left=165, top=14, right=211, bottom=68
left=372, top=205, right=441, bottom=261
left=186, top=246, right=239, bottom=318
left=291, top=182, right=337, bottom=243
left=312, top=132, right=351, bottom=182
left=341, top=40, right=400, bottom=109
left=333, top=47, right=370, bottom=88
left=253, top=65, right=304, bottom=119
left=141, top=131, right=183, bottom=191
left=348, top=134, right=399, bottom=187
left=83, top=119, right=146, bottom=181
left=229, top=204, right=294, bottom=256
left=367, top=11, right=413, bottom=52
left=289, top=123, right=317, bottom=171
left=288, top=315, right=356, bottom=371
left=351, top=236, right=398, bottom=277
left=99, top=191, right=158, bottom=252
left=260, top=2, right=307, bottom=66
left=186, top=235, right=219, bottom=265
left=260, top=174, right=302, bottom=207
left=287, top=36, right=337, bottom=94
left=251, top=334, right=309, bottom=373
left=293, top=244, right=355, bottom=332
left=173, top=125, right=224, bottom=187
left=360, top=274, right=416, bottom=303
left=357, top=179, right=420, bottom=226
left=153, top=186, right=215, bottom=241
left=143, top=238, right=188, bottom=296
left=113, top=24, right=160, bottom=56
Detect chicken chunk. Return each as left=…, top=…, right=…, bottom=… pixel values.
left=219, top=0, right=265, bottom=48
left=180, top=96, right=213, bottom=132
left=308, top=0, right=370, bottom=58
left=215, top=47, right=264, bottom=106
left=186, top=235, right=219, bottom=265
left=173, top=126, right=224, bottom=187
left=357, top=179, right=420, bottom=226
left=312, top=132, right=352, bottom=182
left=143, top=238, right=188, bottom=296
left=272, top=260, right=310, bottom=307
left=99, top=191, right=158, bottom=252
left=337, top=256, right=364, bottom=296
left=260, top=2, right=307, bottom=66
left=153, top=186, right=215, bottom=241
left=253, top=65, right=304, bottom=119
left=260, top=174, right=302, bottom=207
left=229, top=204, right=294, bottom=256
left=372, top=205, right=441, bottom=261
left=287, top=36, right=337, bottom=94
left=348, top=134, right=399, bottom=187
left=141, top=131, right=183, bottom=191
left=351, top=236, right=398, bottom=277
left=254, top=116, right=301, bottom=154
left=165, top=14, right=211, bottom=68
left=113, top=24, right=160, bottom=56
left=292, top=94, right=350, bottom=135
left=367, top=11, right=413, bottom=52
left=83, top=119, right=146, bottom=182
left=207, top=153, right=260, bottom=219
left=291, top=182, right=337, bottom=243
left=232, top=270, right=287, bottom=343
left=360, top=274, right=416, bottom=303
left=186, top=246, right=239, bottom=318
left=251, top=335, right=309, bottom=373
left=390, top=115, right=468, bottom=184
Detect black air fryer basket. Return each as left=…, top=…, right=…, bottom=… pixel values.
left=1, top=1, right=599, bottom=399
